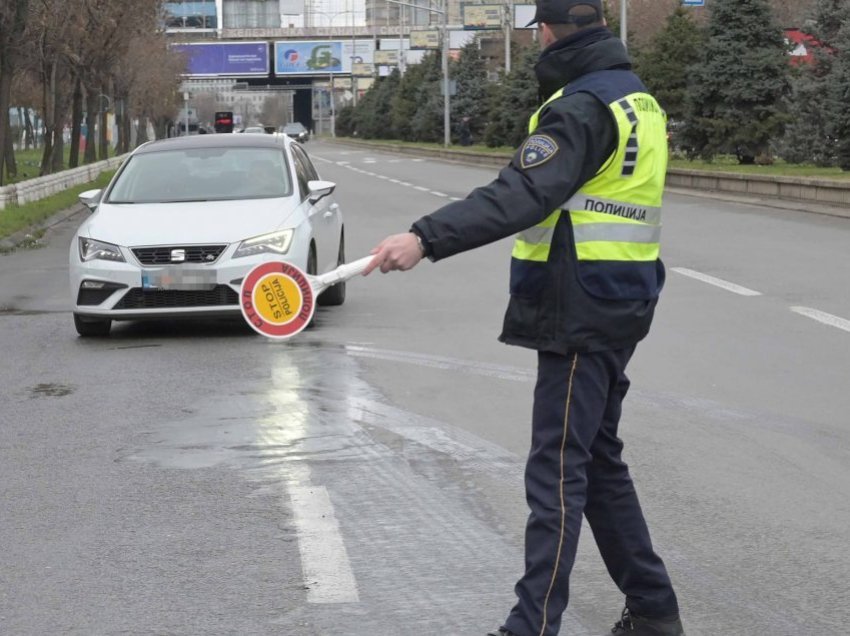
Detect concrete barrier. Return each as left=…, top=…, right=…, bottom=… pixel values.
left=0, top=154, right=127, bottom=210
left=332, top=139, right=850, bottom=211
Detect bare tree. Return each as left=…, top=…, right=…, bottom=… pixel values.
left=0, top=0, right=30, bottom=185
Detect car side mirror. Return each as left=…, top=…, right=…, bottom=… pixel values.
left=79, top=189, right=103, bottom=212
left=307, top=180, right=335, bottom=203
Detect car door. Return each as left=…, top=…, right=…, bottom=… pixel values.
left=291, top=143, right=339, bottom=273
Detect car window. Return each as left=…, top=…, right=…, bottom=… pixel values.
left=289, top=146, right=311, bottom=201
left=290, top=144, right=319, bottom=181
left=106, top=147, right=293, bottom=203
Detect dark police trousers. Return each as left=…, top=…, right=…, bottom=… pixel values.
left=504, top=348, right=679, bottom=636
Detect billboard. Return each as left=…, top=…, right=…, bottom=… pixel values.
left=462, top=4, right=503, bottom=30
left=352, top=62, right=374, bottom=76
left=410, top=30, right=440, bottom=49
left=274, top=40, right=375, bottom=75
left=373, top=50, right=399, bottom=65
left=173, top=42, right=269, bottom=77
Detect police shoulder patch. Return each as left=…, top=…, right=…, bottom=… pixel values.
left=520, top=134, right=559, bottom=169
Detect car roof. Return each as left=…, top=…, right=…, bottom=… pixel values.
left=135, top=134, right=289, bottom=155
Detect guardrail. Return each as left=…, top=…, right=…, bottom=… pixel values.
left=331, top=139, right=850, bottom=212
left=0, top=154, right=127, bottom=211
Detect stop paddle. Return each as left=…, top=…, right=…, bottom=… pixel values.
left=240, top=256, right=373, bottom=339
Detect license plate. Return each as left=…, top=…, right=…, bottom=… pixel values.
left=141, top=267, right=217, bottom=291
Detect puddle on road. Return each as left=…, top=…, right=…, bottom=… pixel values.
left=29, top=383, right=75, bottom=398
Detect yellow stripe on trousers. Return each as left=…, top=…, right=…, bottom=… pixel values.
left=538, top=352, right=579, bottom=636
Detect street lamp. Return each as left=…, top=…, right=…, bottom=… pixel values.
left=620, top=0, right=628, bottom=49
left=386, top=0, right=450, bottom=148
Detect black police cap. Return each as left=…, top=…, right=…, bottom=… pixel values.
left=526, top=0, right=604, bottom=27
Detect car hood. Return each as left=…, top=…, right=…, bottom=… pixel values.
left=82, top=198, right=301, bottom=247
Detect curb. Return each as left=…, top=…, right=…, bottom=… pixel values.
left=0, top=203, right=86, bottom=252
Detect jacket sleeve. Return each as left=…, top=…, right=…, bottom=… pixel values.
left=411, top=92, right=618, bottom=261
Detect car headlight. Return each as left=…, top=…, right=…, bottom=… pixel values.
left=233, top=229, right=294, bottom=258
left=79, top=237, right=125, bottom=262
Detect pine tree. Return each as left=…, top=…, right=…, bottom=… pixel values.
left=390, top=57, right=430, bottom=141
left=826, top=4, right=850, bottom=169
left=633, top=6, right=705, bottom=121
left=450, top=41, right=490, bottom=143
left=484, top=45, right=539, bottom=148
left=411, top=52, right=445, bottom=143
left=777, top=0, right=847, bottom=165
left=353, top=70, right=400, bottom=139
left=684, top=0, right=790, bottom=163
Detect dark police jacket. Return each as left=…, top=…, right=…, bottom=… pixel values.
left=410, top=27, right=664, bottom=354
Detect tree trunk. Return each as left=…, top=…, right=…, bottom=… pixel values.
left=121, top=101, right=132, bottom=153
left=99, top=83, right=109, bottom=160
left=70, top=78, right=83, bottom=168
left=154, top=117, right=168, bottom=140
left=51, top=126, right=64, bottom=172
left=84, top=90, right=98, bottom=163
left=0, top=62, right=12, bottom=186
left=136, top=117, right=149, bottom=144
left=39, top=58, right=57, bottom=176
left=4, top=115, right=16, bottom=179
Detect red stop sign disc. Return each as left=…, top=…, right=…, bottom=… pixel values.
left=240, top=261, right=315, bottom=339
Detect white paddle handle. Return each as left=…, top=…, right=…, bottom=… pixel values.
left=313, top=256, right=374, bottom=293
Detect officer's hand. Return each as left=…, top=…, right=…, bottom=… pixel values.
left=363, top=232, right=423, bottom=275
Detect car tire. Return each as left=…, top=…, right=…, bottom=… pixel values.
left=318, top=232, right=346, bottom=307
left=74, top=313, right=112, bottom=337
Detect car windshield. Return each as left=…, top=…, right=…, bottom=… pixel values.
left=284, top=124, right=305, bottom=133
left=106, top=147, right=292, bottom=203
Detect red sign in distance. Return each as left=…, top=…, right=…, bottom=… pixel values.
left=240, top=261, right=315, bottom=339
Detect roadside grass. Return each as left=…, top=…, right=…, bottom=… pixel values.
left=0, top=170, right=115, bottom=241
left=5, top=147, right=74, bottom=185
left=334, top=137, right=850, bottom=180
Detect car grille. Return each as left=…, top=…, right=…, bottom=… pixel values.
left=113, top=286, right=239, bottom=310
left=131, top=245, right=227, bottom=265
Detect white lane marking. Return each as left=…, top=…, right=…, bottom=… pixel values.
left=363, top=158, right=376, bottom=163
left=790, top=306, right=850, bottom=333
left=312, top=155, right=332, bottom=164
left=288, top=486, right=360, bottom=604
left=413, top=185, right=429, bottom=192
left=671, top=267, right=762, bottom=297
left=399, top=181, right=412, bottom=187
left=450, top=197, right=462, bottom=201
left=430, top=191, right=447, bottom=197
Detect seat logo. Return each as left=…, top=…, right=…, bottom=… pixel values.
left=171, top=249, right=186, bottom=262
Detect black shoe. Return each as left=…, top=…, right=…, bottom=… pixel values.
left=487, top=629, right=518, bottom=636
left=608, top=607, right=685, bottom=635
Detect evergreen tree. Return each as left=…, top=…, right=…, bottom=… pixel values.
left=633, top=6, right=705, bottom=121
left=684, top=0, right=789, bottom=163
left=390, top=57, right=430, bottom=141
left=826, top=4, right=850, bottom=169
left=352, top=70, right=400, bottom=139
left=484, top=45, right=539, bottom=148
left=450, top=41, right=490, bottom=144
left=777, top=0, right=846, bottom=165
left=411, top=52, right=445, bottom=142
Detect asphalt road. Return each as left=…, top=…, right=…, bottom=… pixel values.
left=1, top=139, right=848, bottom=636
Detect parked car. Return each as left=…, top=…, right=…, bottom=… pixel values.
left=282, top=122, right=310, bottom=143
left=70, top=134, right=346, bottom=336
left=240, top=126, right=266, bottom=134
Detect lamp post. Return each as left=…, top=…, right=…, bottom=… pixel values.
left=620, top=0, right=628, bottom=49
left=386, top=0, right=450, bottom=148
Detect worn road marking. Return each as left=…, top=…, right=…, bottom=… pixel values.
left=288, top=485, right=360, bottom=603
left=671, top=267, right=762, bottom=296
left=790, top=306, right=850, bottom=333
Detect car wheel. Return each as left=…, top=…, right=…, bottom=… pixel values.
left=74, top=313, right=112, bottom=337
left=318, top=231, right=346, bottom=307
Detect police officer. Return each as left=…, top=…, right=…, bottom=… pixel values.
left=364, top=1, right=684, bottom=634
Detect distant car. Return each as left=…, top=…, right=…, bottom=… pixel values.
left=69, top=134, right=346, bottom=337
left=282, top=122, right=309, bottom=143
left=240, top=126, right=266, bottom=134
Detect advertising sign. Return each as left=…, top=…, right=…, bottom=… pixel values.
left=374, top=50, right=399, bottom=65
left=173, top=42, right=269, bottom=77
left=410, top=30, right=441, bottom=49
left=352, top=62, right=374, bottom=76
left=513, top=4, right=536, bottom=29
left=462, top=4, right=503, bottom=30
left=275, top=40, right=374, bottom=74
left=275, top=41, right=343, bottom=74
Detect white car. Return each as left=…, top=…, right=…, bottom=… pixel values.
left=70, top=134, right=346, bottom=336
